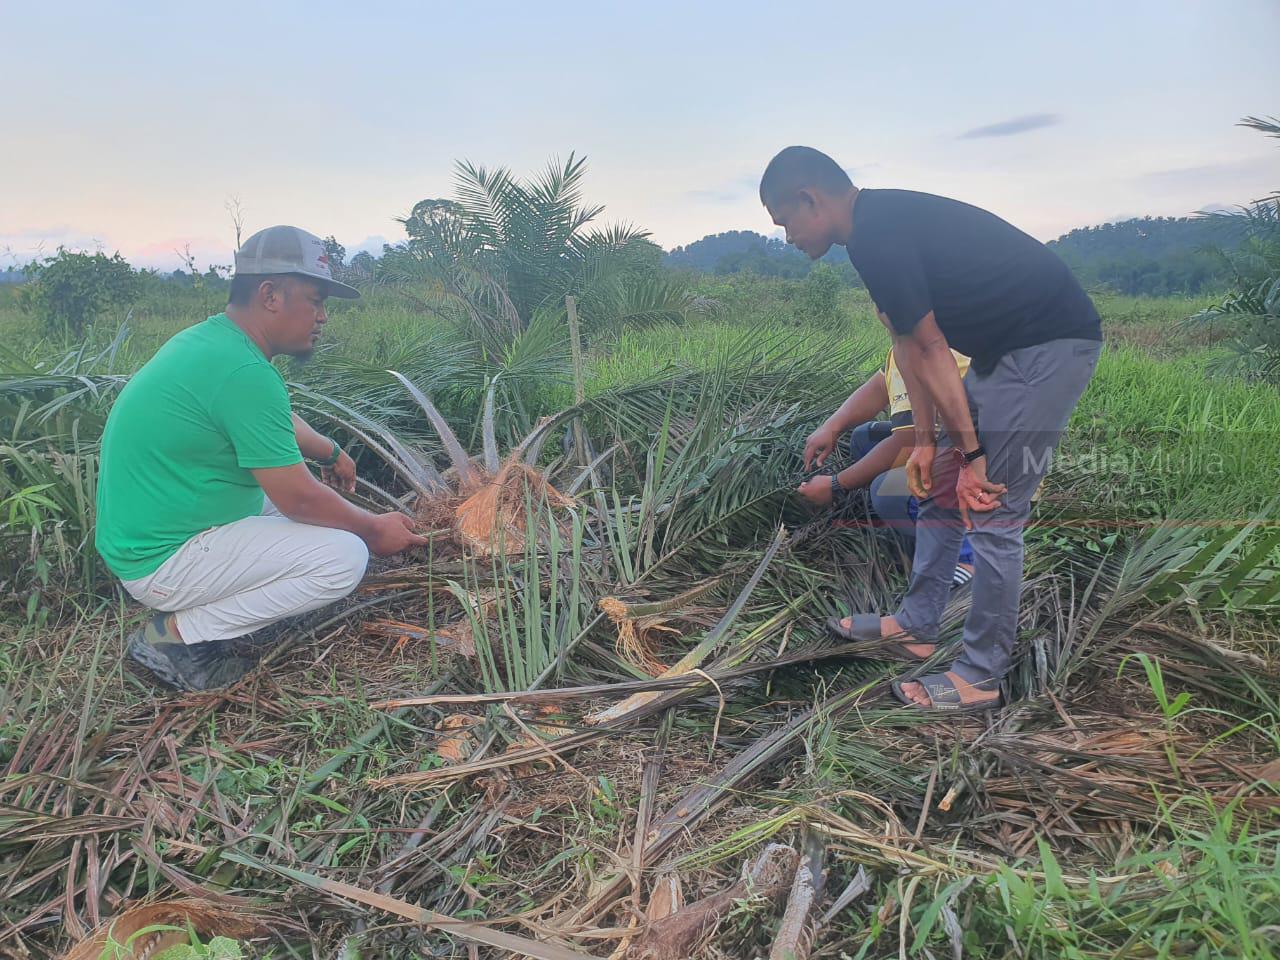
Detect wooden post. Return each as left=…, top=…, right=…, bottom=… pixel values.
left=566, top=295, right=586, bottom=465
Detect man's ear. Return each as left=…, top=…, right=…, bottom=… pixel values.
left=796, top=188, right=819, bottom=211
left=258, top=279, right=282, bottom=312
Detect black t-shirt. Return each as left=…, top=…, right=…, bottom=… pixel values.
left=846, top=189, right=1101, bottom=374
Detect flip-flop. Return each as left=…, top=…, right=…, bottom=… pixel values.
left=826, top=613, right=936, bottom=663
left=891, top=672, right=1002, bottom=715
left=825, top=612, right=881, bottom=641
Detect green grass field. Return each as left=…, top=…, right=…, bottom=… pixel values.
left=1, top=278, right=1277, bottom=959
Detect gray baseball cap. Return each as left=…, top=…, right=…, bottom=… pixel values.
left=233, top=225, right=361, bottom=299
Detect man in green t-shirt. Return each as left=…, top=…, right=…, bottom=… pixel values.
left=97, top=225, right=428, bottom=690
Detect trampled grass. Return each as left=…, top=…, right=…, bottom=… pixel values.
left=1, top=276, right=1277, bottom=958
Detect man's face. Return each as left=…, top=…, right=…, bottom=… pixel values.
left=767, top=192, right=837, bottom=260
left=265, top=277, right=329, bottom=360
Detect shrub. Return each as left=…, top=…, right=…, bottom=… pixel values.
left=799, top=262, right=842, bottom=326
left=20, top=248, right=141, bottom=337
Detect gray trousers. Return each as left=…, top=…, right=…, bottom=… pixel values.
left=895, top=337, right=1101, bottom=687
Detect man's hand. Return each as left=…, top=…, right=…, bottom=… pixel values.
left=802, top=424, right=839, bottom=470
left=906, top=444, right=936, bottom=499
left=366, top=512, right=429, bottom=557
left=796, top=474, right=835, bottom=507
left=321, top=450, right=357, bottom=494
left=955, top=456, right=1007, bottom=530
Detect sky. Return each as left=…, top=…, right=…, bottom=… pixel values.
left=1, top=0, right=1277, bottom=271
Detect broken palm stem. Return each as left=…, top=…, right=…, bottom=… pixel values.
left=587, top=527, right=789, bottom=726
left=769, top=826, right=826, bottom=960
left=623, top=844, right=798, bottom=960
left=368, top=635, right=893, bottom=711
left=599, top=577, right=724, bottom=674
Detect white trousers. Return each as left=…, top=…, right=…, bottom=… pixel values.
left=121, top=499, right=369, bottom=645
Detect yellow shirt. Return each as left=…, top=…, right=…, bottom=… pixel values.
left=881, top=346, right=1042, bottom=502
left=884, top=347, right=971, bottom=433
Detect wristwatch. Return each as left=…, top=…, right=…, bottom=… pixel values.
left=316, top=439, right=343, bottom=468
left=830, top=473, right=847, bottom=501
left=961, top=445, right=986, bottom=465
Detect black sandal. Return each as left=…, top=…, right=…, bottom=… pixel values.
left=825, top=613, right=936, bottom=663
left=890, top=672, right=1002, bottom=714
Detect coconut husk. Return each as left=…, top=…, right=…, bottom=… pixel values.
left=61, top=897, right=268, bottom=960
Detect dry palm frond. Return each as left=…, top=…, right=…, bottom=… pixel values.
left=588, top=528, right=787, bottom=725
left=624, top=844, right=797, bottom=960
left=434, top=714, right=484, bottom=765
left=223, top=850, right=599, bottom=960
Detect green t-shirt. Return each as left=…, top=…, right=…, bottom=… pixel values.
left=95, top=314, right=303, bottom=579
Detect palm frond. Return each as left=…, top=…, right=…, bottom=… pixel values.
left=387, top=370, right=478, bottom=487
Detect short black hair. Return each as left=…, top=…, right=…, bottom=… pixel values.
left=759, top=146, right=853, bottom=207
left=228, top=273, right=292, bottom=306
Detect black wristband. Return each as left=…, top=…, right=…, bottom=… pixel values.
left=961, top=445, right=986, bottom=464
left=316, top=440, right=342, bottom=468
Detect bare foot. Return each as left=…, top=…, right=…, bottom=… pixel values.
left=834, top=615, right=935, bottom=659
left=898, top=671, right=1000, bottom=708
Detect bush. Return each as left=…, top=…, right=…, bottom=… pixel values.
left=19, top=248, right=141, bottom=337
left=799, top=262, right=842, bottom=325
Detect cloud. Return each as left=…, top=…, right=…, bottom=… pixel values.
left=347, top=234, right=390, bottom=256
left=957, top=113, right=1062, bottom=140
left=1138, top=155, right=1276, bottom=190
left=844, top=163, right=881, bottom=181
left=132, top=236, right=231, bottom=271
left=685, top=174, right=760, bottom=205
left=0, top=226, right=108, bottom=263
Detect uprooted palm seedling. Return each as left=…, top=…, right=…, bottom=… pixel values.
left=303, top=368, right=581, bottom=561
left=387, top=370, right=577, bottom=557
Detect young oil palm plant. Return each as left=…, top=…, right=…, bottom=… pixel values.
left=1183, top=115, right=1280, bottom=381
left=381, top=154, right=708, bottom=356
left=0, top=326, right=133, bottom=594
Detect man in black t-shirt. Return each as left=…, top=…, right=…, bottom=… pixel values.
left=761, top=146, right=1102, bottom=714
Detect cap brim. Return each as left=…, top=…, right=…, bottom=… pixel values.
left=322, top=277, right=361, bottom=300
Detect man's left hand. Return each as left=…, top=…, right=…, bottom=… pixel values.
left=955, top=456, right=1006, bottom=530
left=322, top=450, right=357, bottom=494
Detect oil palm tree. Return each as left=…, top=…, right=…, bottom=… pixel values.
left=382, top=154, right=706, bottom=355
left=1184, top=115, right=1280, bottom=381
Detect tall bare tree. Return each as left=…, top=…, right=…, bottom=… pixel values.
left=225, top=196, right=247, bottom=250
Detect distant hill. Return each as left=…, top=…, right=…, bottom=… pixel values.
left=1047, top=215, right=1245, bottom=296
left=664, top=216, right=1245, bottom=296
left=665, top=230, right=859, bottom=283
